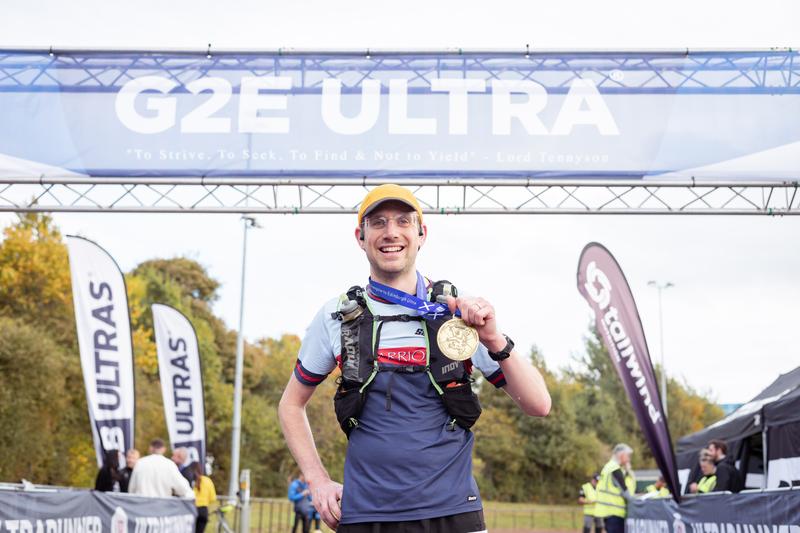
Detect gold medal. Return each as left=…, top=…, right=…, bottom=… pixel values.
left=437, top=318, right=479, bottom=361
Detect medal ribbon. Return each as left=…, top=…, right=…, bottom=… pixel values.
left=367, top=271, right=460, bottom=320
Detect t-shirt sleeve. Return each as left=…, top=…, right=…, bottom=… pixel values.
left=294, top=299, right=339, bottom=386
left=471, top=344, right=506, bottom=388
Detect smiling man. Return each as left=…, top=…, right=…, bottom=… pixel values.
left=278, top=183, right=551, bottom=533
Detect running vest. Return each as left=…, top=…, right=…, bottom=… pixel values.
left=331, top=282, right=481, bottom=437
left=595, top=459, right=627, bottom=519
left=697, top=475, right=717, bottom=493
left=581, top=482, right=598, bottom=516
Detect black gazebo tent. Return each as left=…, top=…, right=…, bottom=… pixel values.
left=676, top=366, right=800, bottom=491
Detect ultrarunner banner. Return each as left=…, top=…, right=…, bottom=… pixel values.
left=577, top=242, right=680, bottom=500
left=152, top=303, right=207, bottom=466
left=1, top=50, right=798, bottom=180
left=0, top=489, right=196, bottom=532
left=66, top=236, right=135, bottom=467
left=628, top=491, right=800, bottom=530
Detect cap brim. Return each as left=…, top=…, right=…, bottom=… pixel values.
left=362, top=197, right=417, bottom=218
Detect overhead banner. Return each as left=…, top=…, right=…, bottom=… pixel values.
left=0, top=488, right=196, bottom=532
left=66, top=236, right=135, bottom=467
left=152, top=303, right=206, bottom=466
left=577, top=242, right=680, bottom=500
left=628, top=491, right=800, bottom=530
left=1, top=50, right=798, bottom=180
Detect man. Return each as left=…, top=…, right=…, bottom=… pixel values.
left=707, top=439, right=743, bottom=492
left=578, top=474, right=604, bottom=533
left=172, top=447, right=195, bottom=486
left=120, top=448, right=140, bottom=493
left=128, top=438, right=193, bottom=498
left=595, top=444, right=635, bottom=533
left=278, top=184, right=551, bottom=533
left=696, top=450, right=718, bottom=493
left=644, top=476, right=670, bottom=498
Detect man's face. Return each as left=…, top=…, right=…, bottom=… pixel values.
left=172, top=449, right=186, bottom=465
left=708, top=444, right=720, bottom=460
left=700, top=459, right=715, bottom=476
left=356, top=202, right=426, bottom=281
left=126, top=450, right=140, bottom=468
left=619, top=451, right=631, bottom=466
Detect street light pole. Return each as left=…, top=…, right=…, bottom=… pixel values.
left=228, top=216, right=259, bottom=504
left=648, top=280, right=674, bottom=419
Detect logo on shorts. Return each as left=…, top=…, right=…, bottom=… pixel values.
left=467, top=495, right=477, bottom=502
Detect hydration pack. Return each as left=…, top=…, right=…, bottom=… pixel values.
left=330, top=280, right=482, bottom=437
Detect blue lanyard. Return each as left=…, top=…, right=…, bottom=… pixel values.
left=367, top=271, right=459, bottom=320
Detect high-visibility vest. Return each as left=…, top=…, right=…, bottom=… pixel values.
left=595, top=459, right=627, bottom=518
left=581, top=482, right=598, bottom=516
left=646, top=484, right=670, bottom=497
left=698, top=475, right=717, bottom=493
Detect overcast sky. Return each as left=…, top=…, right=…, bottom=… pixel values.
left=1, top=0, right=799, bottom=405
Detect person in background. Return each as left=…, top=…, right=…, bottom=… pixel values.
left=622, top=457, right=636, bottom=496
left=120, top=448, right=140, bottom=493
left=645, top=476, right=670, bottom=498
left=578, top=473, right=604, bottom=533
left=288, top=473, right=311, bottom=533
left=95, top=449, right=123, bottom=492
left=596, top=444, right=635, bottom=533
left=707, top=439, right=743, bottom=492
left=128, top=438, right=193, bottom=498
left=172, top=447, right=196, bottom=486
left=696, top=450, right=717, bottom=493
left=192, top=461, right=216, bottom=533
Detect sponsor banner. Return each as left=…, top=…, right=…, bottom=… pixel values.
left=66, top=236, right=135, bottom=467
left=628, top=491, right=800, bottom=530
left=577, top=243, right=680, bottom=500
left=1, top=50, right=798, bottom=180
left=0, top=489, right=196, bottom=533
left=152, top=304, right=207, bottom=467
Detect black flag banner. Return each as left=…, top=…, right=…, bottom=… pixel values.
left=577, top=242, right=680, bottom=501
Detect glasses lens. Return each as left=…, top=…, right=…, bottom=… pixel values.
left=365, top=213, right=416, bottom=230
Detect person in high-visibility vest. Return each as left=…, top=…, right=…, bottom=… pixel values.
left=697, top=453, right=717, bottom=494
left=645, top=476, right=670, bottom=498
left=595, top=444, right=635, bottom=533
left=578, top=473, right=604, bottom=533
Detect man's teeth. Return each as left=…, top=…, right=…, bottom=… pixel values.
left=381, top=246, right=403, bottom=252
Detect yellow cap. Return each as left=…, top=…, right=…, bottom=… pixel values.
left=357, top=184, right=423, bottom=225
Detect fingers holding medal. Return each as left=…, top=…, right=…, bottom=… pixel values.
left=438, top=296, right=499, bottom=362
left=448, top=296, right=494, bottom=327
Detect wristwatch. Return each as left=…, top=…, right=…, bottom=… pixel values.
left=488, top=334, right=514, bottom=361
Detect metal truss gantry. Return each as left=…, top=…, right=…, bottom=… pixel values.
left=1, top=178, right=798, bottom=215
left=1, top=49, right=798, bottom=215
left=1, top=48, right=798, bottom=94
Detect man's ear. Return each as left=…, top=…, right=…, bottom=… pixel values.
left=355, top=226, right=366, bottom=249
left=417, top=224, right=427, bottom=250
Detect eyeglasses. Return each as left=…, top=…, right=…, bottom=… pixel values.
left=363, top=213, right=418, bottom=230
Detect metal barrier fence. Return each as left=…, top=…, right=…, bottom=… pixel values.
left=214, top=497, right=581, bottom=533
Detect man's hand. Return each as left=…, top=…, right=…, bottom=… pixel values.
left=446, top=295, right=505, bottom=352
left=309, top=476, right=343, bottom=530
